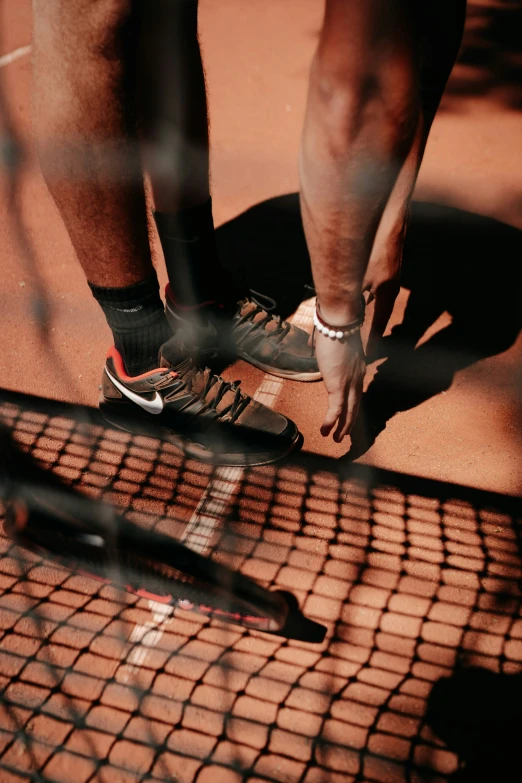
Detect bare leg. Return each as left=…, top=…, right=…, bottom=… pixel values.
left=137, top=0, right=321, bottom=387
left=32, top=0, right=171, bottom=374
left=32, top=0, right=153, bottom=286
left=139, top=0, right=209, bottom=212
left=138, top=0, right=227, bottom=308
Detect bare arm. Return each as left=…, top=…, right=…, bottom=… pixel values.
left=300, top=0, right=420, bottom=439
left=300, top=0, right=420, bottom=324
left=365, top=0, right=467, bottom=355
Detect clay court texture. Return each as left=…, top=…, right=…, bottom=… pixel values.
left=1, top=1, right=522, bottom=782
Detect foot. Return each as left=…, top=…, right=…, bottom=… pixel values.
left=165, top=285, right=321, bottom=382
left=99, top=341, right=301, bottom=467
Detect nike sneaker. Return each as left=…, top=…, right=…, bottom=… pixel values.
left=99, top=339, right=301, bottom=466
left=165, top=284, right=321, bottom=382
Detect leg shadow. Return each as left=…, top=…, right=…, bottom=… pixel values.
left=215, top=193, right=313, bottom=321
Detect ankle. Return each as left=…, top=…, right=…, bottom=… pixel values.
left=90, top=277, right=172, bottom=375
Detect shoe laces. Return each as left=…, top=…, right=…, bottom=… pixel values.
left=237, top=290, right=291, bottom=342
left=173, top=358, right=250, bottom=424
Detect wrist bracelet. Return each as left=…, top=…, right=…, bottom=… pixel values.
left=314, top=298, right=365, bottom=340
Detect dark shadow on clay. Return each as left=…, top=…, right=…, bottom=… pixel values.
left=217, top=194, right=522, bottom=460
left=216, top=193, right=313, bottom=322
left=347, top=201, right=522, bottom=459
left=425, top=666, right=522, bottom=782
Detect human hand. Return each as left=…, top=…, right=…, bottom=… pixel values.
left=315, top=329, right=366, bottom=442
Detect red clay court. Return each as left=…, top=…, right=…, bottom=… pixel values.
left=1, top=1, right=522, bottom=782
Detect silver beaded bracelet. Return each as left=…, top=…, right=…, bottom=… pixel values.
left=313, top=300, right=365, bottom=340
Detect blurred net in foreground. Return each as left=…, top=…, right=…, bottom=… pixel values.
left=0, top=389, right=521, bottom=783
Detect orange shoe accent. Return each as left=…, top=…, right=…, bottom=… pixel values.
left=106, top=346, right=177, bottom=382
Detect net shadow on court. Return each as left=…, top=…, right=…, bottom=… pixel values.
left=0, top=389, right=521, bottom=783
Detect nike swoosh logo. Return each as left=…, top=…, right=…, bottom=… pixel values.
left=105, top=368, right=164, bottom=414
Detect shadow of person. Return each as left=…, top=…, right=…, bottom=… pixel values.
left=217, top=195, right=521, bottom=459
left=346, top=202, right=522, bottom=459
left=216, top=193, right=313, bottom=323
left=426, top=667, right=522, bottom=782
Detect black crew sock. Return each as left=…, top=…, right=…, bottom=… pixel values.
left=89, top=277, right=172, bottom=376
left=154, top=198, right=241, bottom=311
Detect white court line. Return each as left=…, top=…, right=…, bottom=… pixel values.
left=120, top=599, right=172, bottom=683
left=121, top=298, right=316, bottom=676
left=0, top=45, right=31, bottom=69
